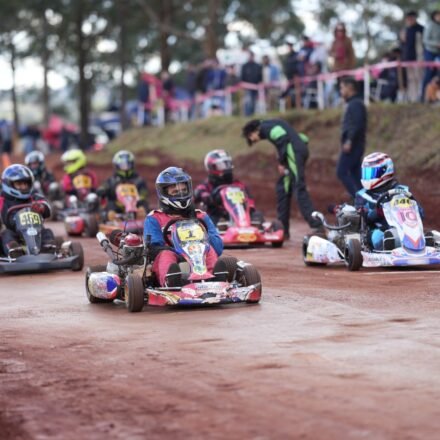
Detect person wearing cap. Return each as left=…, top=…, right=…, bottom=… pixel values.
left=241, top=118, right=321, bottom=238
left=422, top=9, right=440, bottom=101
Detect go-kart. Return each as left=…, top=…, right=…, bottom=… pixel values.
left=98, top=183, right=145, bottom=236
left=0, top=204, right=84, bottom=274
left=210, top=184, right=284, bottom=247
left=85, top=217, right=262, bottom=312
left=303, top=189, right=440, bottom=271
left=55, top=174, right=100, bottom=237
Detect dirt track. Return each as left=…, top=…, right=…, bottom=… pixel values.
left=1, top=220, right=440, bottom=440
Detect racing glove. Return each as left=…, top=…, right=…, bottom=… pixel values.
left=31, top=202, right=47, bottom=216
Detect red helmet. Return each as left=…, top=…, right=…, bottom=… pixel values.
left=204, top=149, right=234, bottom=184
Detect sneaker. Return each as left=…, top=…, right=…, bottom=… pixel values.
left=212, top=259, right=228, bottom=282
left=165, top=263, right=182, bottom=288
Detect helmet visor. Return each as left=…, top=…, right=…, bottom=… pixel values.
left=164, top=182, right=190, bottom=198
left=362, top=166, right=384, bottom=181
left=214, top=159, right=233, bottom=171
left=117, top=157, right=132, bottom=170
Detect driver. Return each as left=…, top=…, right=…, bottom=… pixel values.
left=354, top=152, right=421, bottom=250
left=24, top=151, right=56, bottom=196
left=97, top=150, right=149, bottom=220
left=0, top=164, right=54, bottom=258
left=194, top=149, right=257, bottom=225
left=144, top=166, right=225, bottom=287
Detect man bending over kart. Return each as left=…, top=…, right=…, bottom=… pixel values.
left=97, top=150, right=149, bottom=220
left=242, top=118, right=322, bottom=238
left=144, top=166, right=225, bottom=288
left=194, top=149, right=259, bottom=224
left=0, top=164, right=54, bottom=258
left=355, top=152, right=424, bottom=251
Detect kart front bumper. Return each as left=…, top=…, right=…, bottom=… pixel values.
left=361, top=247, right=440, bottom=267
left=0, top=253, right=80, bottom=274
left=221, top=227, right=284, bottom=247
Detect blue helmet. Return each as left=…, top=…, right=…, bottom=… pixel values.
left=1, top=164, right=35, bottom=199
left=155, top=167, right=193, bottom=212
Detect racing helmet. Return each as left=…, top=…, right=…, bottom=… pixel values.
left=204, top=149, right=234, bottom=184
left=113, top=150, right=135, bottom=179
left=61, top=149, right=87, bottom=175
left=1, top=164, right=35, bottom=199
left=156, top=167, right=193, bottom=213
left=25, top=151, right=46, bottom=178
left=361, top=152, right=394, bottom=190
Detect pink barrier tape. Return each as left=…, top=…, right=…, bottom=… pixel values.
left=145, top=60, right=440, bottom=112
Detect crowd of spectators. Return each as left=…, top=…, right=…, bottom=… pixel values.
left=136, top=7, right=440, bottom=126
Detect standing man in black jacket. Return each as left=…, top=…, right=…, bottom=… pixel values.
left=242, top=118, right=322, bottom=238
left=241, top=51, right=263, bottom=116
left=337, top=77, right=367, bottom=199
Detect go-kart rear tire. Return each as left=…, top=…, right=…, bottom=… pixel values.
left=55, top=236, right=64, bottom=249
left=125, top=274, right=145, bottom=313
left=239, top=264, right=262, bottom=303
left=70, top=242, right=84, bottom=271
left=86, top=265, right=112, bottom=303
left=345, top=238, right=362, bottom=271
left=302, top=235, right=326, bottom=266
left=84, top=214, right=99, bottom=238
left=217, top=255, right=238, bottom=282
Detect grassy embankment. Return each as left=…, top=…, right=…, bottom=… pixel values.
left=93, top=104, right=440, bottom=172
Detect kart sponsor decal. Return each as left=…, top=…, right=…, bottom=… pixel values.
left=225, top=187, right=245, bottom=205
left=237, top=232, right=257, bottom=242
left=19, top=211, right=41, bottom=226
left=72, top=174, right=92, bottom=189
left=26, top=227, right=38, bottom=236
left=116, top=184, right=138, bottom=198
left=177, top=224, right=204, bottom=242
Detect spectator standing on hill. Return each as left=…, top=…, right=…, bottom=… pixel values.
left=337, top=77, right=367, bottom=199
left=400, top=11, right=424, bottom=102
left=282, top=39, right=300, bottom=107
left=329, top=23, right=356, bottom=72
left=241, top=118, right=322, bottom=238
left=422, top=9, right=440, bottom=101
left=262, top=55, right=281, bottom=111
left=241, top=51, right=262, bottom=116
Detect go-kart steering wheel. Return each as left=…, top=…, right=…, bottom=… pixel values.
left=376, top=189, right=413, bottom=208
left=162, top=217, right=208, bottom=246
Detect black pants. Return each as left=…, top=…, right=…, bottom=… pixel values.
left=336, top=148, right=364, bottom=198
left=1, top=228, right=55, bottom=255
left=275, top=151, right=315, bottom=237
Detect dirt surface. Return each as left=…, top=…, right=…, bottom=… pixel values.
left=1, top=219, right=440, bottom=440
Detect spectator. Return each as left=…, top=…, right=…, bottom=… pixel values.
left=160, top=70, right=175, bottom=122
left=261, top=55, right=281, bottom=111
left=329, top=23, right=356, bottom=72
left=184, top=64, right=198, bottom=119
left=400, top=11, right=424, bottom=102
left=225, top=64, right=240, bottom=87
left=206, top=59, right=227, bottom=115
left=22, top=125, right=41, bottom=155
left=376, top=52, right=399, bottom=102
left=282, top=39, right=300, bottom=107
left=337, top=77, right=367, bottom=199
left=297, top=36, right=315, bottom=77
left=240, top=51, right=263, bottom=116
left=422, top=9, right=440, bottom=101
left=0, top=120, right=13, bottom=171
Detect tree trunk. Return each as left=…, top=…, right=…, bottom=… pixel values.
left=204, top=0, right=220, bottom=58
left=75, top=0, right=89, bottom=149
left=159, top=0, right=172, bottom=71
left=42, top=13, right=50, bottom=127
left=118, top=0, right=128, bottom=130
left=9, top=42, right=20, bottom=132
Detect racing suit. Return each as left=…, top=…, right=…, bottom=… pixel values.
left=194, top=179, right=256, bottom=225
left=98, top=173, right=149, bottom=214
left=61, top=167, right=98, bottom=197
left=0, top=191, right=54, bottom=255
left=354, top=179, right=422, bottom=250
left=144, top=209, right=223, bottom=286
left=258, top=119, right=318, bottom=236
left=33, top=168, right=56, bottom=196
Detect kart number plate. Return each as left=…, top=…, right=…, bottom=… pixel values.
left=238, top=233, right=257, bottom=242
left=116, top=184, right=138, bottom=198
left=391, top=197, right=411, bottom=208
left=177, top=224, right=204, bottom=242
left=19, top=211, right=41, bottom=226
left=226, top=187, right=245, bottom=205
left=72, top=174, right=92, bottom=190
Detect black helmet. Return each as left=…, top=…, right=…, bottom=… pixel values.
left=25, top=151, right=45, bottom=178
left=204, top=149, right=234, bottom=185
left=113, top=150, right=135, bottom=179
left=155, top=167, right=193, bottom=214
left=1, top=164, right=35, bottom=200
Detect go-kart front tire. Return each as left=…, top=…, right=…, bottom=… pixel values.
left=270, top=220, right=284, bottom=248
left=345, top=238, right=362, bottom=271
left=71, top=242, right=84, bottom=271
left=239, top=264, right=262, bottom=303
left=217, top=255, right=239, bottom=282
left=86, top=265, right=112, bottom=303
left=125, top=274, right=145, bottom=313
